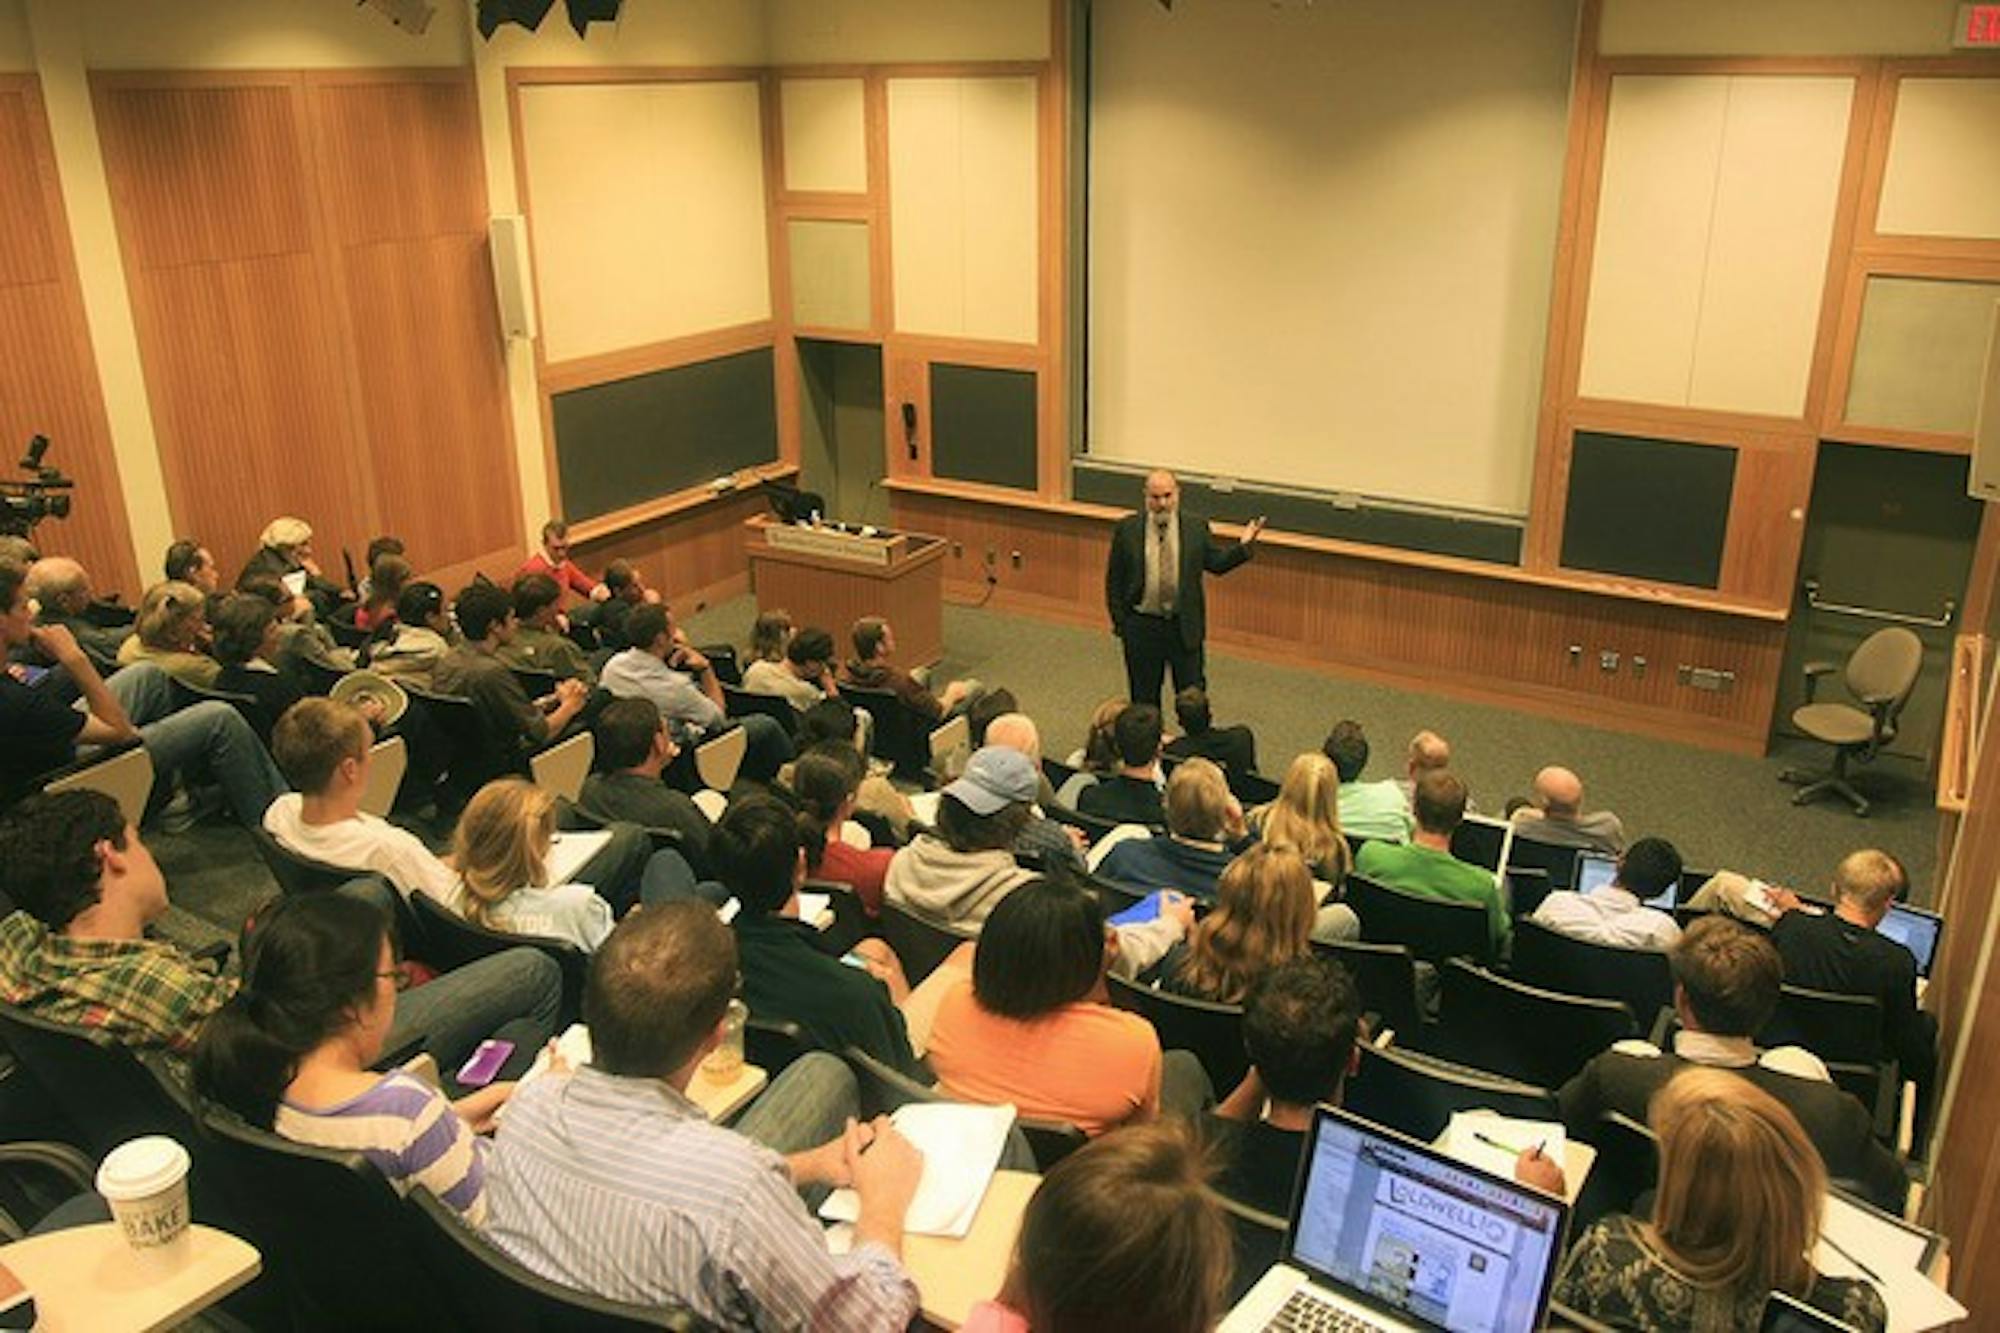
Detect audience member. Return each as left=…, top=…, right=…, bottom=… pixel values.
left=211, top=591, right=305, bottom=735
left=927, top=877, right=1206, bottom=1135
left=1321, top=719, right=1412, bottom=842
left=0, top=789, right=559, bottom=1077
left=1076, top=704, right=1167, bottom=826
left=353, top=554, right=411, bottom=634
left=517, top=520, right=605, bottom=606
left=968, top=1122, right=1233, bottom=1333
left=237, top=574, right=355, bottom=679
left=982, top=711, right=1086, bottom=874
left=794, top=745, right=895, bottom=914
left=239, top=516, right=345, bottom=612
left=1355, top=770, right=1507, bottom=954
left=484, top=902, right=925, bottom=1328
left=435, top=581, right=588, bottom=753
left=1531, top=836, right=1683, bottom=951
left=577, top=697, right=713, bottom=867
left=745, top=624, right=841, bottom=711
left=1162, top=686, right=1257, bottom=777
left=1248, top=751, right=1353, bottom=884
left=367, top=582, right=453, bottom=685
left=24, top=557, right=124, bottom=673
left=1553, top=1067, right=1887, bottom=1332
left=592, top=559, right=657, bottom=649
left=1396, top=728, right=1453, bottom=807
left=841, top=615, right=975, bottom=722
left=792, top=699, right=915, bottom=840
left=116, top=580, right=220, bottom=688
left=1055, top=696, right=1128, bottom=807
left=163, top=539, right=220, bottom=594
left=193, top=893, right=521, bottom=1223
left=600, top=604, right=791, bottom=780
left=884, top=747, right=1039, bottom=931
left=1557, top=916, right=1905, bottom=1209
left=1511, top=764, right=1625, bottom=854
left=965, top=687, right=1019, bottom=751
left=1098, top=758, right=1247, bottom=901
left=0, top=536, right=36, bottom=568
left=361, top=536, right=407, bottom=592
left=748, top=608, right=794, bottom=666
left=497, top=572, right=594, bottom=684
left=715, top=798, right=921, bottom=1076
left=1157, top=845, right=1318, bottom=1003
left=1, top=562, right=286, bottom=820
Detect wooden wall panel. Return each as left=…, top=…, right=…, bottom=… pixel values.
left=0, top=78, right=137, bottom=595
left=573, top=487, right=770, bottom=617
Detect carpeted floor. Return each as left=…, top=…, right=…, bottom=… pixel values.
left=154, top=594, right=1941, bottom=950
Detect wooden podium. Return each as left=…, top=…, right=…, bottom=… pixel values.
left=744, top=516, right=948, bottom=667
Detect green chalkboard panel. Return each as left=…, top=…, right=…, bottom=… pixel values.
left=931, top=363, right=1038, bottom=492
left=551, top=347, right=779, bottom=523
left=1559, top=431, right=1736, bottom=589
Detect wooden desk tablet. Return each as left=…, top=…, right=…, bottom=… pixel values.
left=904, top=1169, right=1040, bottom=1330
left=0, top=1223, right=259, bottom=1333
left=690, top=1061, right=768, bottom=1123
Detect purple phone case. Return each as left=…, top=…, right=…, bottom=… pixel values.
left=456, top=1039, right=515, bottom=1087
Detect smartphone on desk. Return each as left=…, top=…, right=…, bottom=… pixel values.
left=456, top=1038, right=515, bottom=1088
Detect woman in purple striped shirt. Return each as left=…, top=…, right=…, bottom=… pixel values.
left=194, top=894, right=521, bottom=1225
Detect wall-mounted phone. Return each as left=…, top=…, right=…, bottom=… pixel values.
left=901, top=402, right=918, bottom=460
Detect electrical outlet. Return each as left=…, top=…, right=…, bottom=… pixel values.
left=1599, top=649, right=1619, bottom=672
left=1568, top=644, right=1582, bottom=664
left=1010, top=550, right=1023, bottom=569
left=951, top=541, right=963, bottom=558
left=983, top=546, right=996, bottom=567
left=1631, top=655, right=1646, bottom=679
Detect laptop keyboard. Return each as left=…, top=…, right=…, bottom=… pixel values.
left=1265, top=1289, right=1391, bottom=1333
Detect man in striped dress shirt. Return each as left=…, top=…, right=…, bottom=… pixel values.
left=484, top=902, right=924, bottom=1330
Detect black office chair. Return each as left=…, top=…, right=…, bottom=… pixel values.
left=1341, top=1042, right=1558, bottom=1144
left=1509, top=918, right=1675, bottom=1034
left=1435, top=961, right=1637, bottom=1090
left=1344, top=874, right=1493, bottom=964
left=722, top=684, right=798, bottom=738
left=408, top=1188, right=712, bottom=1331
left=410, top=894, right=589, bottom=1027
left=1781, top=625, right=1924, bottom=816
left=1311, top=938, right=1425, bottom=1044
left=842, top=1047, right=1082, bottom=1172
left=877, top=902, right=975, bottom=985
left=1106, top=974, right=1248, bottom=1094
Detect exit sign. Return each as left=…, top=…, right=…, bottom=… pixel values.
left=1957, top=3, right=2000, bottom=46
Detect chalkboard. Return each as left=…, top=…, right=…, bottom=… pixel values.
left=932, top=363, right=1038, bottom=492
left=1559, top=431, right=1736, bottom=589
left=551, top=348, right=779, bottom=523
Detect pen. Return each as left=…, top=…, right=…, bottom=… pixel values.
left=1473, top=1130, right=1532, bottom=1156
left=1821, top=1233, right=1881, bottom=1283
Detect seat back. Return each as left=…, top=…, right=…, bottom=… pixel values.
left=1504, top=835, right=1579, bottom=890
left=1510, top=918, right=1675, bottom=1029
left=1504, top=865, right=1554, bottom=919
left=877, top=902, right=975, bottom=985
left=166, top=676, right=264, bottom=736
left=250, top=826, right=376, bottom=896
left=1344, top=874, right=1493, bottom=964
left=694, top=726, right=747, bottom=792
left=1310, top=939, right=1423, bottom=1042
left=1227, top=769, right=1280, bottom=806
left=843, top=684, right=930, bottom=782
left=1449, top=816, right=1510, bottom=873
left=42, top=742, right=155, bottom=827
left=529, top=731, right=595, bottom=804
left=1435, top=961, right=1637, bottom=1089
left=1846, top=627, right=1925, bottom=729
left=0, top=1002, right=201, bottom=1160
left=1047, top=803, right=1127, bottom=847
left=928, top=714, right=970, bottom=775
left=744, top=1017, right=815, bottom=1078
left=696, top=644, right=741, bottom=688
left=1570, top=1112, right=1658, bottom=1233
left=721, top=685, right=797, bottom=737
left=293, top=655, right=348, bottom=697
left=405, top=683, right=525, bottom=797
left=1106, top=974, right=1248, bottom=1092
left=1761, top=985, right=1887, bottom=1066
left=410, top=894, right=588, bottom=1026
left=509, top=666, right=562, bottom=702
left=1220, top=1197, right=1288, bottom=1307
left=359, top=736, right=408, bottom=818
left=1342, top=1043, right=1558, bottom=1144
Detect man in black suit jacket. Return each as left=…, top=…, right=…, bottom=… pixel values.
left=1162, top=685, right=1257, bottom=778
left=1104, top=470, right=1262, bottom=708
left=1557, top=916, right=1906, bottom=1210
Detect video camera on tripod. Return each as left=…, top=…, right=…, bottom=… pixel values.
left=0, top=436, right=74, bottom=539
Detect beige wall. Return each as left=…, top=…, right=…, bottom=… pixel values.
left=478, top=0, right=765, bottom=69
left=1599, top=0, right=1963, bottom=56
left=764, top=0, right=1048, bottom=65
left=0, top=1, right=31, bottom=70
left=70, top=0, right=468, bottom=67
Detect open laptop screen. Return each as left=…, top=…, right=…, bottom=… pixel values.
left=1572, top=851, right=1677, bottom=910
left=1287, top=1109, right=1567, bottom=1333
left=1878, top=903, right=1944, bottom=978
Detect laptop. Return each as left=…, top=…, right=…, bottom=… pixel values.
left=1573, top=850, right=1676, bottom=911
left=1877, top=901, right=1945, bottom=978
left=1219, top=1107, right=1569, bottom=1333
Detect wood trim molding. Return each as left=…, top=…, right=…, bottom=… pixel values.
left=504, top=65, right=767, bottom=88
left=539, top=321, right=778, bottom=395
left=567, top=461, right=798, bottom=545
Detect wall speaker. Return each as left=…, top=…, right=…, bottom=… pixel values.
left=1971, top=300, right=2000, bottom=502
left=489, top=215, right=538, bottom=343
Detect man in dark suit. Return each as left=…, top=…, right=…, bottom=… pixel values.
left=1557, top=916, right=1906, bottom=1210
left=1104, top=470, right=1263, bottom=707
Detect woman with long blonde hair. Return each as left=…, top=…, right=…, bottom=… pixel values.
left=1251, top=752, right=1351, bottom=884
left=452, top=779, right=617, bottom=951
left=1553, top=1066, right=1887, bottom=1332
left=1159, top=845, right=1316, bottom=1003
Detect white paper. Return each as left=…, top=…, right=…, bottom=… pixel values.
left=819, top=1101, right=1015, bottom=1238
left=908, top=791, right=941, bottom=826
left=491, top=1023, right=592, bottom=1123
left=1816, top=1194, right=1963, bottom=1333
left=1440, top=1110, right=1566, bottom=1183
left=796, top=892, right=834, bottom=930
left=546, top=830, right=613, bottom=887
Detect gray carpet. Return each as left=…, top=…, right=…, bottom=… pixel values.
left=154, top=594, right=1941, bottom=945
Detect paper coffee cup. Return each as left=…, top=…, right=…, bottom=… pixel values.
left=96, top=1136, right=192, bottom=1263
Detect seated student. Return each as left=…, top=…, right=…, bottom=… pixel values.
left=747, top=608, right=793, bottom=670
left=716, top=799, right=921, bottom=1077
left=1555, top=1067, right=1887, bottom=1333
left=163, top=539, right=221, bottom=596
left=236, top=574, right=356, bottom=681
left=794, top=745, right=896, bottom=914
left=840, top=615, right=977, bottom=722
left=591, top=559, right=656, bottom=650
left=193, top=893, right=523, bottom=1223
left=791, top=699, right=917, bottom=841
left=600, top=604, right=792, bottom=781
left=1355, top=770, right=1508, bottom=955
left=981, top=712, right=1087, bottom=874
left=884, top=747, right=1040, bottom=930
left=965, top=1122, right=1233, bottom=1333
left=1098, top=758, right=1248, bottom=901
left=367, top=582, right=454, bottom=685
left=926, top=877, right=1206, bottom=1135
left=1321, top=719, right=1412, bottom=843
left=577, top=697, right=713, bottom=868
left=1, top=563, right=286, bottom=822
left=484, top=903, right=925, bottom=1329
left=1157, top=846, right=1317, bottom=1003
left=496, top=572, right=594, bottom=685
left=0, top=790, right=560, bottom=1077
left=1531, top=836, right=1684, bottom=951
left=1075, top=704, right=1168, bottom=827
left=1395, top=728, right=1454, bottom=808
left=1247, top=751, right=1353, bottom=885
left=115, top=580, right=221, bottom=689
left=1161, top=686, right=1257, bottom=778
left=1558, top=916, right=1906, bottom=1210
left=1509, top=764, right=1626, bottom=854
left=1055, top=697, right=1126, bottom=808
left=358, top=536, right=406, bottom=598
left=352, top=553, right=411, bottom=635
left=239, top=516, right=349, bottom=615
left=744, top=624, right=841, bottom=712
left=211, top=592, right=307, bottom=736
left=434, top=581, right=589, bottom=754
left=24, top=557, right=125, bottom=674
left=517, top=519, right=605, bottom=607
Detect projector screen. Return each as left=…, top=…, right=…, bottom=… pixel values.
left=1086, top=0, right=1578, bottom=516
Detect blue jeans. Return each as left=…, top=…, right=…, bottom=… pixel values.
left=732, top=713, right=794, bottom=783
left=103, top=663, right=288, bottom=826
left=733, top=1052, right=859, bottom=1206
left=638, top=848, right=729, bottom=909
left=390, top=946, right=562, bottom=1075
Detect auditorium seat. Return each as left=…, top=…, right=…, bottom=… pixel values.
left=1310, top=938, right=1425, bottom=1044
left=1342, top=1043, right=1558, bottom=1144
left=1509, top=917, right=1674, bottom=1031
left=1435, top=961, right=1637, bottom=1089
left=1344, top=874, right=1493, bottom=965
left=1105, top=973, right=1248, bottom=1093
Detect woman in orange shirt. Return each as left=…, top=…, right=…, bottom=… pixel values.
left=926, top=877, right=1172, bottom=1136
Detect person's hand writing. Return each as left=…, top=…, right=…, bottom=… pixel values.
left=850, top=1116, right=922, bottom=1218
left=1514, top=1146, right=1565, bottom=1197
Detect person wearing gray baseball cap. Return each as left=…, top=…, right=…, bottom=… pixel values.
left=884, top=747, right=1041, bottom=931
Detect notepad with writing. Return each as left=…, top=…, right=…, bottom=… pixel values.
left=545, top=830, right=613, bottom=887
left=1440, top=1110, right=1565, bottom=1181
left=819, top=1101, right=1015, bottom=1238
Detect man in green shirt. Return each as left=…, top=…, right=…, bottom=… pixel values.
left=1355, top=769, right=1507, bottom=952
left=498, top=572, right=597, bottom=685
